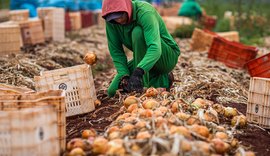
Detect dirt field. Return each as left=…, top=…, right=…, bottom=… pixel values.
left=1, top=26, right=270, bottom=155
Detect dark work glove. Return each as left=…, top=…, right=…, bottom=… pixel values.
left=128, top=68, right=144, bottom=93
left=119, top=76, right=130, bottom=92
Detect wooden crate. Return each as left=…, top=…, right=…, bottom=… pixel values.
left=217, top=31, right=239, bottom=42
left=0, top=90, right=66, bottom=152
left=19, top=18, right=45, bottom=45
left=0, top=106, right=59, bottom=156
left=9, top=9, right=29, bottom=22
left=247, top=77, right=270, bottom=129
left=68, top=12, right=82, bottom=30
left=162, top=16, right=192, bottom=33
left=191, top=28, right=215, bottom=51
left=34, top=64, right=96, bottom=117
left=38, top=7, right=65, bottom=42
left=0, top=22, right=21, bottom=56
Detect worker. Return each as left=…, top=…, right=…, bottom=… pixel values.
left=10, top=0, right=39, bottom=17
left=102, top=0, right=180, bottom=97
left=178, top=0, right=203, bottom=20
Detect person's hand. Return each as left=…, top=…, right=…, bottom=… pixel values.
left=119, top=76, right=130, bottom=92
left=128, top=68, right=144, bottom=93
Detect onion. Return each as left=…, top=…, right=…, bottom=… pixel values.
left=230, top=138, right=239, bottom=148
left=123, top=96, right=139, bottom=109
left=127, top=103, right=138, bottom=113
left=107, top=139, right=125, bottom=155
left=145, top=87, right=158, bottom=97
left=135, top=121, right=147, bottom=129
left=108, top=131, right=121, bottom=140
left=231, top=115, right=247, bottom=128
left=224, top=107, right=238, bottom=118
left=124, top=116, right=137, bottom=123
left=194, top=141, right=211, bottom=154
left=131, top=144, right=140, bottom=152
left=142, top=99, right=159, bottom=109
left=170, top=125, right=191, bottom=138
left=211, top=138, right=230, bottom=154
left=92, top=137, right=109, bottom=154
left=116, top=113, right=131, bottom=121
left=83, top=52, right=97, bottom=65
left=121, top=123, right=135, bottom=134
left=181, top=140, right=192, bottom=152
left=186, top=116, right=200, bottom=125
left=161, top=99, right=171, bottom=106
left=136, top=131, right=151, bottom=139
left=191, top=125, right=210, bottom=138
left=94, top=99, right=101, bottom=107
left=175, top=112, right=190, bottom=121
left=139, top=109, right=153, bottom=118
left=81, top=129, right=97, bottom=139
left=212, top=103, right=225, bottom=114
left=155, top=116, right=168, bottom=128
left=69, top=147, right=86, bottom=156
left=214, top=132, right=228, bottom=140
left=216, top=126, right=226, bottom=132
left=171, top=101, right=179, bottom=113
left=157, top=106, right=168, bottom=116
left=67, top=138, right=85, bottom=151
left=191, top=98, right=209, bottom=109
left=107, top=126, right=120, bottom=134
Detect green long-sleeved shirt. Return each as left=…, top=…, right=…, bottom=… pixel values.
left=106, top=1, right=180, bottom=77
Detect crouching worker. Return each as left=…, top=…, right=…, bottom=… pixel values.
left=102, top=0, right=180, bottom=97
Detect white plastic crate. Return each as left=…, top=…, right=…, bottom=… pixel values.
left=34, top=64, right=96, bottom=117
left=247, top=77, right=270, bottom=129
left=0, top=106, right=59, bottom=156
left=38, top=7, right=65, bottom=42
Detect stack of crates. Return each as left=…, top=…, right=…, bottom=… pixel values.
left=247, top=77, right=270, bottom=129
left=38, top=7, right=65, bottom=42
left=0, top=22, right=21, bottom=56
left=18, top=18, right=45, bottom=45
left=34, top=64, right=96, bottom=117
left=9, top=10, right=29, bottom=22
